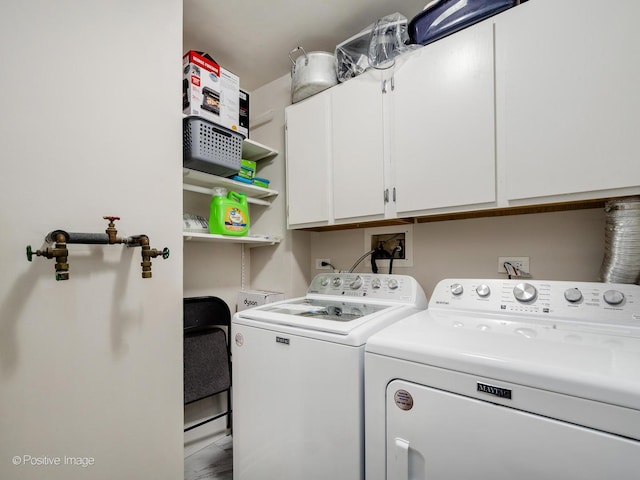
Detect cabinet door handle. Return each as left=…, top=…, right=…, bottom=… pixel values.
left=384, top=189, right=389, bottom=203
left=382, top=77, right=395, bottom=93
left=393, top=187, right=396, bottom=202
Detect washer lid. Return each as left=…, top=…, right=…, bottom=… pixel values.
left=366, top=309, right=640, bottom=411
left=236, top=297, right=404, bottom=336
left=261, top=298, right=389, bottom=322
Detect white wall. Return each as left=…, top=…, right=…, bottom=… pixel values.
left=249, top=75, right=311, bottom=299
left=0, top=1, right=183, bottom=479
left=181, top=73, right=311, bottom=453
left=182, top=238, right=238, bottom=456
left=181, top=73, right=309, bottom=307
left=309, top=208, right=606, bottom=295
left=182, top=138, right=245, bottom=453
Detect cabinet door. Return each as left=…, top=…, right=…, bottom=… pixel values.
left=392, top=21, right=496, bottom=216
left=496, top=0, right=640, bottom=203
left=285, top=93, right=331, bottom=227
left=331, top=70, right=386, bottom=221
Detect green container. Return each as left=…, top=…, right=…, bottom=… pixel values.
left=238, top=159, right=257, bottom=180
left=209, top=191, right=250, bottom=236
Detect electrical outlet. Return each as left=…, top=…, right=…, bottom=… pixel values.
left=315, top=258, right=331, bottom=270
left=498, top=256, right=530, bottom=274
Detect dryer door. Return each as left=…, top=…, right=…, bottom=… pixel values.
left=385, top=379, right=640, bottom=479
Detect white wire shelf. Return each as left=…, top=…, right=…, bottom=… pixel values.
left=183, top=168, right=278, bottom=205
left=183, top=231, right=281, bottom=247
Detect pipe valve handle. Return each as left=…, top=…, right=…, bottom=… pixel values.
left=103, top=216, right=121, bottom=222
left=26, top=245, right=34, bottom=262
left=162, top=247, right=170, bottom=259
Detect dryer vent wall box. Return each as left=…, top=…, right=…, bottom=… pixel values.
left=237, top=290, right=285, bottom=311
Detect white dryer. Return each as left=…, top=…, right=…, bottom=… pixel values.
left=365, top=278, right=640, bottom=480
left=232, top=273, right=427, bottom=480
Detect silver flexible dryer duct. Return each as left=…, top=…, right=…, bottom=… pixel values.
left=599, top=196, right=640, bottom=285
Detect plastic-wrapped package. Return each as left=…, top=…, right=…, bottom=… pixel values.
left=335, top=13, right=415, bottom=83
left=408, top=0, right=517, bottom=46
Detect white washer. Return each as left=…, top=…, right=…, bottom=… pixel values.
left=232, top=273, right=427, bottom=480
left=365, top=278, right=640, bottom=480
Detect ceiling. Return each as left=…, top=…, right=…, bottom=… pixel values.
left=183, top=0, right=430, bottom=91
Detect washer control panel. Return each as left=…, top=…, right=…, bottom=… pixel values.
left=430, top=279, right=640, bottom=327
left=308, top=273, right=423, bottom=303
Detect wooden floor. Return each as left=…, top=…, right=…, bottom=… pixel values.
left=185, top=435, right=232, bottom=480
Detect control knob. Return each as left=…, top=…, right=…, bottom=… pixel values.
left=564, top=288, right=583, bottom=303
left=350, top=275, right=363, bottom=290
left=603, top=289, right=625, bottom=306
left=513, top=283, right=537, bottom=302
left=332, top=276, right=343, bottom=287
left=371, top=278, right=382, bottom=289
left=388, top=278, right=399, bottom=290
left=476, top=284, right=491, bottom=297
left=319, top=277, right=329, bottom=287
left=450, top=283, right=464, bottom=296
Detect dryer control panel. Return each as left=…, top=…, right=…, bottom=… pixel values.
left=430, top=279, right=640, bottom=327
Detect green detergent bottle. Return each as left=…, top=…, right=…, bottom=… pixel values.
left=209, top=189, right=250, bottom=236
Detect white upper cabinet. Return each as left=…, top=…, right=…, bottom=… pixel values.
left=285, top=92, right=332, bottom=227
left=331, top=69, right=386, bottom=222
left=495, top=0, right=640, bottom=204
left=285, top=69, right=386, bottom=228
left=392, top=20, right=496, bottom=215
left=285, top=20, right=498, bottom=229
left=284, top=0, right=640, bottom=230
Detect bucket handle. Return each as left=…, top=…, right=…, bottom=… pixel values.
left=289, top=46, right=309, bottom=67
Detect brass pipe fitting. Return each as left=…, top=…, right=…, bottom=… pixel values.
left=53, top=233, right=69, bottom=281
left=27, top=216, right=169, bottom=281
left=26, top=232, right=70, bottom=280
left=103, top=216, right=124, bottom=244
left=54, top=242, right=70, bottom=281
left=137, top=236, right=170, bottom=278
